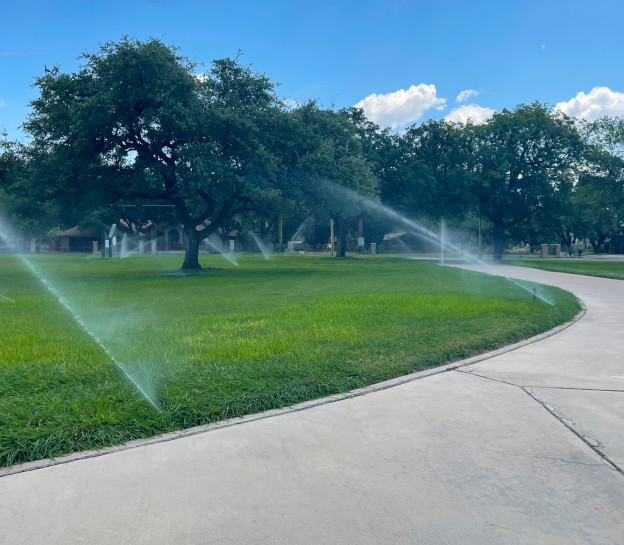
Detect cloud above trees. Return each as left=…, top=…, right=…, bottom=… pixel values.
left=354, top=84, right=624, bottom=130
left=445, top=104, right=495, bottom=124
left=354, top=84, right=494, bottom=129
left=555, top=87, right=624, bottom=121
left=354, top=84, right=446, bottom=130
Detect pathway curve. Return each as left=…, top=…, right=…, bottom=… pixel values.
left=1, top=265, right=623, bottom=545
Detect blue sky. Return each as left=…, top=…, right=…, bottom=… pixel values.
left=2, top=0, right=624, bottom=140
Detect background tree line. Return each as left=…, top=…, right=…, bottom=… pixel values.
left=1, top=38, right=623, bottom=268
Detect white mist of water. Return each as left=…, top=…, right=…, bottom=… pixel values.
left=393, top=211, right=553, bottom=305
left=440, top=220, right=446, bottom=265
left=120, top=233, right=148, bottom=259
left=120, top=232, right=130, bottom=258
left=0, top=218, right=163, bottom=411
left=250, top=232, right=272, bottom=260
left=289, top=217, right=311, bottom=243
left=202, top=237, right=239, bottom=266
left=395, top=237, right=414, bottom=257
left=308, top=177, right=554, bottom=305
left=0, top=293, right=16, bottom=303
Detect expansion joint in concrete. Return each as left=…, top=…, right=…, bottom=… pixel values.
left=455, top=369, right=522, bottom=389
left=455, top=369, right=624, bottom=478
left=521, top=386, right=624, bottom=478
left=528, top=386, right=624, bottom=393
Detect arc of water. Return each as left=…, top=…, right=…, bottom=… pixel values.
left=119, top=233, right=145, bottom=259
left=0, top=219, right=162, bottom=411
left=250, top=232, right=272, bottom=260
left=289, top=218, right=311, bottom=243
left=24, top=258, right=162, bottom=411
left=382, top=206, right=553, bottom=305
left=304, top=178, right=553, bottom=305
left=203, top=238, right=239, bottom=266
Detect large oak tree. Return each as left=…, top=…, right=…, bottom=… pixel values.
left=472, top=103, right=581, bottom=261
left=24, top=38, right=287, bottom=269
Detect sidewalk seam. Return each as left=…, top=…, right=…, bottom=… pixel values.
left=522, top=386, right=624, bottom=477
left=456, top=368, right=624, bottom=478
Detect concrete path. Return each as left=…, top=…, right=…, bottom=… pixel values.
left=1, top=265, right=623, bottom=544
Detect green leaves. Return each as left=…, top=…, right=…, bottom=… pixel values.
left=22, top=38, right=292, bottom=268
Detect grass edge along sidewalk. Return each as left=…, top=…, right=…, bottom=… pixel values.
left=505, top=257, right=624, bottom=280
left=0, top=254, right=580, bottom=467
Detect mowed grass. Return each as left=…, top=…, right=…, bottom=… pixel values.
left=506, top=257, right=624, bottom=280
left=0, top=254, right=580, bottom=467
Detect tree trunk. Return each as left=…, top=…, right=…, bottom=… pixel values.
left=591, top=234, right=606, bottom=254
left=181, top=226, right=201, bottom=270
left=559, top=229, right=573, bottom=251
left=335, top=217, right=347, bottom=257
left=492, top=222, right=506, bottom=262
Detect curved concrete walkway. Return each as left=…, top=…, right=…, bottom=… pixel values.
left=1, top=265, right=623, bottom=544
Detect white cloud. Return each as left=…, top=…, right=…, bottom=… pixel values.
left=554, top=87, right=624, bottom=121
left=445, top=104, right=495, bottom=124
left=354, top=84, right=446, bottom=130
left=456, top=89, right=479, bottom=103
left=282, top=97, right=299, bottom=111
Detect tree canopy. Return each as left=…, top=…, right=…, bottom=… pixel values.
left=471, top=103, right=582, bottom=261
left=289, top=103, right=379, bottom=256
left=23, top=38, right=288, bottom=268
left=2, top=37, right=623, bottom=262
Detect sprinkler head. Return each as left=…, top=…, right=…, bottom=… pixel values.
left=532, top=287, right=537, bottom=301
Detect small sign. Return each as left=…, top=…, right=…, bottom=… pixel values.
left=105, top=240, right=110, bottom=248
left=357, top=237, right=365, bottom=247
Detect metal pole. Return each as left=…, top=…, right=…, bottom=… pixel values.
left=330, top=219, right=334, bottom=257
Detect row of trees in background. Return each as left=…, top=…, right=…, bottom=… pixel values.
left=1, top=38, right=623, bottom=268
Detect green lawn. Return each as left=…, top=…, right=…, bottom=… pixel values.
left=0, top=254, right=580, bottom=467
left=505, top=257, right=624, bottom=280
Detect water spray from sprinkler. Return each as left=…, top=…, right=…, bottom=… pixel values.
left=203, top=237, right=239, bottom=266
left=0, top=218, right=163, bottom=412
left=301, top=175, right=554, bottom=305
left=250, top=232, right=272, bottom=260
